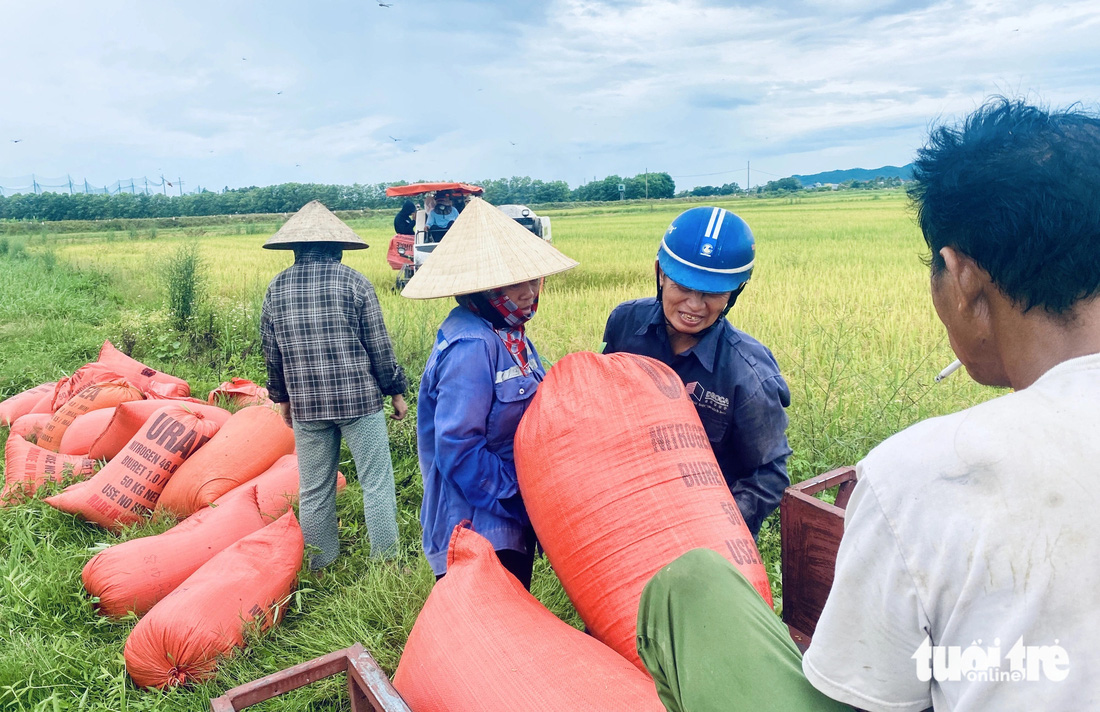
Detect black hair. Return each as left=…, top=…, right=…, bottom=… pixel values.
left=292, top=243, right=343, bottom=262
left=908, top=97, right=1100, bottom=315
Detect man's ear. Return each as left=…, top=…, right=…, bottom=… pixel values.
left=940, top=246, right=992, bottom=316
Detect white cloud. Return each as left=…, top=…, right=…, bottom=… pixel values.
left=0, top=0, right=1097, bottom=191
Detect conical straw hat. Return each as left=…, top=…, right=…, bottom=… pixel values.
left=263, top=200, right=368, bottom=250
left=401, top=197, right=578, bottom=299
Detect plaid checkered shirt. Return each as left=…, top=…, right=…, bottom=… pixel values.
left=261, top=250, right=407, bottom=422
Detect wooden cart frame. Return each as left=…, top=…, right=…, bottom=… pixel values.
left=209, top=643, right=410, bottom=712
left=780, top=466, right=856, bottom=652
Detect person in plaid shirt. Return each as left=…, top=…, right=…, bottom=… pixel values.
left=261, top=201, right=408, bottom=570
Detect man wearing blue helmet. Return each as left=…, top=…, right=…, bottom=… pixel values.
left=602, top=206, right=791, bottom=538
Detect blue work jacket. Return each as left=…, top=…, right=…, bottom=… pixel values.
left=602, top=297, right=792, bottom=537
left=417, top=306, right=543, bottom=575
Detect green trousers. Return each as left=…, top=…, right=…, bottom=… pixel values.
left=637, top=548, right=852, bottom=712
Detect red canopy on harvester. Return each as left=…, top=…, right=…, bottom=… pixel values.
left=385, top=182, right=484, bottom=197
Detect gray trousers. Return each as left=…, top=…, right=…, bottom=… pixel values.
left=292, top=411, right=399, bottom=569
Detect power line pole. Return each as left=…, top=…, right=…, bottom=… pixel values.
left=32, top=174, right=38, bottom=194
left=131, top=179, right=136, bottom=194
left=161, top=176, right=167, bottom=195
left=144, top=177, right=149, bottom=195
left=178, top=177, right=183, bottom=196
left=84, top=179, right=90, bottom=194
left=68, top=175, right=74, bottom=195
left=645, top=167, right=649, bottom=200
left=747, top=161, right=751, bottom=191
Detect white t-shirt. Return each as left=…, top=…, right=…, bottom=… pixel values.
left=803, top=353, right=1100, bottom=712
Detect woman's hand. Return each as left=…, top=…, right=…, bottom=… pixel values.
left=391, top=394, right=408, bottom=421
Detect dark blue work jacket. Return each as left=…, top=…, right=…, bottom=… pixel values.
left=602, top=297, right=791, bottom=536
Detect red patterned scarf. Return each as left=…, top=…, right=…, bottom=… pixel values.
left=458, top=288, right=539, bottom=374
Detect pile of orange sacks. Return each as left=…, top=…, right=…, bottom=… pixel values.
left=0, top=341, right=342, bottom=689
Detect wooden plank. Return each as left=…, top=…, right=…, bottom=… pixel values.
left=780, top=467, right=856, bottom=639
left=348, top=647, right=413, bottom=712
left=209, top=644, right=410, bottom=712
left=212, top=647, right=351, bottom=709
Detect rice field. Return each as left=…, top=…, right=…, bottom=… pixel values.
left=52, top=189, right=994, bottom=468
left=0, top=190, right=998, bottom=710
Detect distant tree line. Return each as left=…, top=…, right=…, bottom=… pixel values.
left=0, top=171, right=676, bottom=222
left=673, top=176, right=804, bottom=197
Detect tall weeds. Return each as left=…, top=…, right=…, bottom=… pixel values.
left=160, top=241, right=205, bottom=331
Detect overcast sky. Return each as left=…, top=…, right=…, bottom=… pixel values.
left=1, top=0, right=1097, bottom=193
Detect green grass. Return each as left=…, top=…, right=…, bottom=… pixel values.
left=0, top=192, right=996, bottom=710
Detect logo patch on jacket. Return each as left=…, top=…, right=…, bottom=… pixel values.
left=686, top=381, right=729, bottom=415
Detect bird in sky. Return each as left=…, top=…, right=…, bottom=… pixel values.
left=509, top=141, right=517, bottom=146
left=276, top=91, right=283, bottom=95
left=295, top=163, right=302, bottom=168
left=411, top=148, right=419, bottom=153
left=10, top=139, right=22, bottom=143
left=388, top=135, right=401, bottom=142
left=379, top=2, right=393, bottom=6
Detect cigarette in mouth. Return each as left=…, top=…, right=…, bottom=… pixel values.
left=935, top=359, right=963, bottom=383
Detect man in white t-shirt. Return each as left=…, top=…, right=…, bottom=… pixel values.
left=802, top=99, right=1100, bottom=710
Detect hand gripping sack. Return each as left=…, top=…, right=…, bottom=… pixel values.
left=45, top=405, right=223, bottom=530
left=2, top=434, right=98, bottom=506
left=82, top=485, right=267, bottom=617
left=58, top=407, right=116, bottom=455
left=213, top=453, right=347, bottom=521
left=97, top=340, right=191, bottom=398
left=123, top=511, right=304, bottom=688
left=515, top=351, right=772, bottom=670
left=156, top=405, right=295, bottom=518
left=37, top=381, right=145, bottom=452
left=87, top=400, right=231, bottom=462
left=393, top=526, right=664, bottom=712
left=0, top=382, right=57, bottom=426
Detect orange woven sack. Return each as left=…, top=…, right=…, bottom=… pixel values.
left=50, top=363, right=128, bottom=411
left=58, top=407, right=116, bottom=455
left=213, top=453, right=346, bottom=521
left=88, top=400, right=231, bottom=462
left=156, top=405, right=295, bottom=518
left=206, top=378, right=273, bottom=408
left=124, top=511, right=304, bottom=688
left=97, top=340, right=190, bottom=398
left=38, top=381, right=144, bottom=452
left=83, top=485, right=267, bottom=618
left=29, top=389, right=57, bottom=415
left=515, top=351, right=772, bottom=670
left=9, top=413, right=51, bottom=440
left=0, top=382, right=57, bottom=426
left=2, top=434, right=98, bottom=506
left=394, top=526, right=664, bottom=711
left=143, top=381, right=206, bottom=403
left=45, top=405, right=223, bottom=530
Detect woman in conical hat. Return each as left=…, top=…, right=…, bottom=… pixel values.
left=404, top=197, right=577, bottom=589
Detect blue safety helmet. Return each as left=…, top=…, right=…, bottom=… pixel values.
left=657, top=206, right=755, bottom=294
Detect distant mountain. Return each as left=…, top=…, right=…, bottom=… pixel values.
left=792, top=164, right=914, bottom=185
